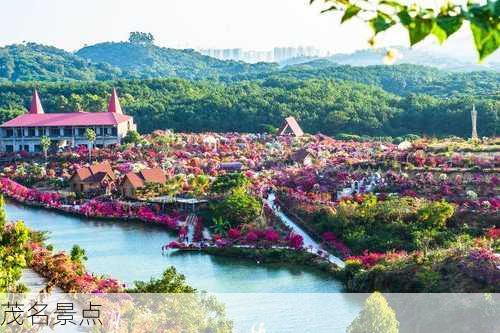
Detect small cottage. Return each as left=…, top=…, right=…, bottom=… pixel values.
left=121, top=167, right=167, bottom=199
left=69, top=161, right=116, bottom=195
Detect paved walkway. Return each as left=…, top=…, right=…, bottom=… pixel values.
left=266, top=193, right=345, bottom=268
left=20, top=269, right=84, bottom=332
left=20, top=268, right=64, bottom=294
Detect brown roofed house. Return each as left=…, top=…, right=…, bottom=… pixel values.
left=70, top=161, right=116, bottom=195
left=121, top=167, right=167, bottom=199
left=278, top=116, right=304, bottom=137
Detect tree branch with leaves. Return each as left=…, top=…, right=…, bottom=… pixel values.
left=311, top=0, right=499, bottom=61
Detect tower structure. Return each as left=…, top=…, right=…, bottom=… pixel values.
left=471, top=104, right=478, bottom=139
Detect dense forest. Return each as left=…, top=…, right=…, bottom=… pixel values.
left=0, top=76, right=497, bottom=137
left=0, top=38, right=498, bottom=138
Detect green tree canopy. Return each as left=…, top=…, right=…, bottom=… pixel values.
left=128, top=266, right=196, bottom=293
left=211, top=173, right=250, bottom=194
left=348, top=292, right=399, bottom=333
left=128, top=32, right=155, bottom=46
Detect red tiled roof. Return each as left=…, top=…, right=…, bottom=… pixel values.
left=108, top=88, right=123, bottom=114
left=89, top=161, right=116, bottom=180
left=0, top=112, right=132, bottom=128
left=123, top=168, right=166, bottom=189
left=73, top=161, right=115, bottom=183
left=140, top=168, right=166, bottom=184
left=30, top=90, right=44, bottom=114
left=124, top=172, right=145, bottom=189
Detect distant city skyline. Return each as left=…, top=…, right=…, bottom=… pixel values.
left=0, top=0, right=486, bottom=61
left=198, top=46, right=333, bottom=63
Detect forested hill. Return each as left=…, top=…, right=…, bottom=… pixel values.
left=1, top=41, right=499, bottom=99
left=0, top=43, right=122, bottom=82
left=229, top=63, right=500, bottom=97
left=0, top=42, right=276, bottom=82
left=0, top=78, right=498, bottom=138
left=76, top=42, right=276, bottom=80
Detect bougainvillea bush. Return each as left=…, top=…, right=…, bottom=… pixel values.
left=343, top=243, right=500, bottom=292
left=29, top=243, right=123, bottom=293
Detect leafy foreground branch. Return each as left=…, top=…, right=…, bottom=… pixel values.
left=312, top=0, right=499, bottom=60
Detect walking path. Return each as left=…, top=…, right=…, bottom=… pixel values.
left=266, top=193, right=345, bottom=268
left=20, top=269, right=83, bottom=332
left=21, top=268, right=64, bottom=294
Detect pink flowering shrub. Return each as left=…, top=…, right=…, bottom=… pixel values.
left=264, top=229, right=280, bottom=242
left=322, top=232, right=351, bottom=258
left=228, top=228, right=242, bottom=239
left=29, top=243, right=123, bottom=293
left=459, top=248, right=500, bottom=285
left=286, top=232, right=304, bottom=250
left=245, top=230, right=259, bottom=242
left=193, top=219, right=204, bottom=242
left=487, top=227, right=499, bottom=239
left=347, top=250, right=386, bottom=268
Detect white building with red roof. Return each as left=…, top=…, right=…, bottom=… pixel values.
left=0, top=89, right=136, bottom=152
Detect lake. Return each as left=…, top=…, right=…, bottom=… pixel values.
left=6, top=200, right=361, bottom=332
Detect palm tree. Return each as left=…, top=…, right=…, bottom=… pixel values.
left=85, top=128, right=96, bottom=163
left=188, top=175, right=210, bottom=197
left=162, top=175, right=184, bottom=198
left=212, top=217, right=230, bottom=235
left=40, top=135, right=51, bottom=163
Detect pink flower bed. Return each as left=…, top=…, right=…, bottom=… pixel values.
left=0, top=177, right=62, bottom=208
left=322, top=232, right=351, bottom=258
left=0, top=177, right=181, bottom=231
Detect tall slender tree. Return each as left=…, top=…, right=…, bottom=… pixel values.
left=85, top=128, right=96, bottom=163
left=0, top=195, right=6, bottom=231
left=40, top=135, right=51, bottom=163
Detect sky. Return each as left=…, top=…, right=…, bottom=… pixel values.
left=0, top=0, right=480, bottom=57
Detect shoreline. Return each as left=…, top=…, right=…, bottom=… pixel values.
left=3, top=185, right=346, bottom=283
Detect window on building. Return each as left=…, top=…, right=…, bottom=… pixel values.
left=34, top=145, right=41, bottom=152
left=5, top=129, right=13, bottom=138
left=5, top=145, right=13, bottom=152
left=28, top=128, right=36, bottom=137
left=16, top=129, right=22, bottom=137
left=23, top=145, right=29, bottom=152
left=78, top=128, right=86, bottom=137
left=64, top=127, right=72, bottom=136
left=50, top=128, right=60, bottom=137
left=111, top=127, right=117, bottom=136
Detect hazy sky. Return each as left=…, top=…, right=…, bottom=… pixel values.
left=0, top=0, right=479, bottom=56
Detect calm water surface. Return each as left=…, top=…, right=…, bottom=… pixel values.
left=6, top=200, right=360, bottom=332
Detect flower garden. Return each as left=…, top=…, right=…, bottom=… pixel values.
left=0, top=132, right=498, bottom=292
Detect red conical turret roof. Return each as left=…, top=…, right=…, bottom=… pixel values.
left=29, top=90, right=44, bottom=114
left=107, top=88, right=123, bottom=114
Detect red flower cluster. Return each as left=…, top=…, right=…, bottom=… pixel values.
left=487, top=227, right=500, bottom=239
left=322, top=232, right=351, bottom=258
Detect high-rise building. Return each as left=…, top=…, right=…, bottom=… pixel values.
left=198, top=46, right=331, bottom=63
